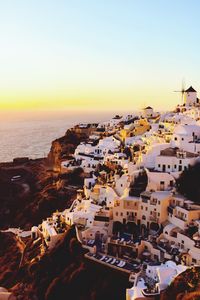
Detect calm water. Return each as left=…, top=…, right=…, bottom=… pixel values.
left=0, top=119, right=72, bottom=162
left=0, top=111, right=114, bottom=162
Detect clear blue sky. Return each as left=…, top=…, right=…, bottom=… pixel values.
left=0, top=0, right=200, bottom=113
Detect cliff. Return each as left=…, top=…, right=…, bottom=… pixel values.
left=161, top=267, right=200, bottom=300
left=4, top=227, right=128, bottom=300
left=47, top=128, right=89, bottom=170
left=0, top=127, right=88, bottom=230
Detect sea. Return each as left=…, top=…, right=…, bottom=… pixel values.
left=0, top=111, right=115, bottom=162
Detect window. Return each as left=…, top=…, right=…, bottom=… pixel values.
left=120, top=212, right=123, bottom=216
left=174, top=165, right=177, bottom=169
left=181, top=240, right=184, bottom=244
left=158, top=201, right=160, bottom=205
left=141, top=206, right=143, bottom=210
left=179, top=160, right=182, bottom=164
left=127, top=212, right=129, bottom=216
left=168, top=165, right=170, bottom=169
left=181, top=138, right=184, bottom=141
left=135, top=212, right=137, bottom=216
left=158, top=164, right=161, bottom=168
left=116, top=212, right=118, bottom=216
left=146, top=207, right=148, bottom=211
left=158, top=212, right=160, bottom=216
left=174, top=137, right=177, bottom=141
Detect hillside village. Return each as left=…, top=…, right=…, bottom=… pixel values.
left=35, top=86, right=200, bottom=300
left=1, top=87, right=200, bottom=300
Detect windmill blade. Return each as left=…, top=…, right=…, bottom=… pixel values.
left=181, top=78, right=186, bottom=104
left=182, top=78, right=185, bottom=92
left=174, top=80, right=186, bottom=104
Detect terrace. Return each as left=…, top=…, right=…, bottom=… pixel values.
left=85, top=252, right=141, bottom=274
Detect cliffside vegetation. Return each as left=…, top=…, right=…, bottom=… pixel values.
left=176, top=161, right=200, bottom=204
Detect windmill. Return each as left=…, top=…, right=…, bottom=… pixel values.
left=174, top=79, right=186, bottom=105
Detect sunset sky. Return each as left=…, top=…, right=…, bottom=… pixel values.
left=1, top=0, right=200, bottom=116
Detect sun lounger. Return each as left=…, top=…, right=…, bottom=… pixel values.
left=100, top=255, right=106, bottom=261
left=120, top=261, right=126, bottom=267
left=117, top=261, right=124, bottom=267
left=110, top=258, right=116, bottom=264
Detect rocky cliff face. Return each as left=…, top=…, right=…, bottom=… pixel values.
left=0, top=126, right=89, bottom=230
left=161, top=267, right=200, bottom=300
left=47, top=128, right=89, bottom=170
left=5, top=227, right=128, bottom=300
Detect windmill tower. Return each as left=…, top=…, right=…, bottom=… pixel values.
left=184, top=86, right=197, bottom=106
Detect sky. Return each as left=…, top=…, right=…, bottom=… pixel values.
left=1, top=0, right=200, bottom=118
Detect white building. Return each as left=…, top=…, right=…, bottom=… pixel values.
left=171, top=123, right=200, bottom=153
left=145, top=169, right=175, bottom=191
left=143, top=106, right=154, bottom=118
left=155, top=147, right=198, bottom=173
left=184, top=86, right=199, bottom=106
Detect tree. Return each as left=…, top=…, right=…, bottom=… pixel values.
left=176, top=162, right=200, bottom=204
left=129, top=170, right=148, bottom=197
